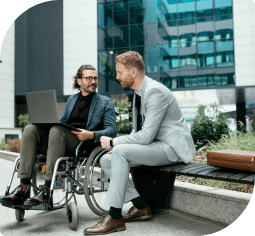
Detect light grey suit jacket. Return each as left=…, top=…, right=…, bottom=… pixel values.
left=114, top=76, right=196, bottom=163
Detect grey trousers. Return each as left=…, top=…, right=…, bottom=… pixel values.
left=17, top=124, right=81, bottom=181
left=100, top=141, right=182, bottom=209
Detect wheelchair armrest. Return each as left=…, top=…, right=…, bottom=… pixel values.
left=73, top=141, right=84, bottom=165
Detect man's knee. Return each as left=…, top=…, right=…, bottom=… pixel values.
left=100, top=153, right=111, bottom=168
left=49, top=126, right=64, bottom=140
left=23, top=124, right=38, bottom=138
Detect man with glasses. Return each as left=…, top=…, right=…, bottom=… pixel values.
left=0, top=65, right=117, bottom=207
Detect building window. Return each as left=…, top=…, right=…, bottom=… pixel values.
left=98, top=2, right=112, bottom=28
left=216, top=41, right=234, bottom=67
left=113, top=26, right=129, bottom=48
left=98, top=51, right=114, bottom=76
left=146, top=0, right=162, bottom=23
left=197, top=41, right=215, bottom=68
left=180, top=76, right=197, bottom=88
left=114, top=0, right=129, bottom=26
left=130, top=0, right=146, bottom=24
left=147, top=45, right=162, bottom=72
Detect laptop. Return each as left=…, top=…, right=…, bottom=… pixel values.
left=26, top=90, right=81, bottom=132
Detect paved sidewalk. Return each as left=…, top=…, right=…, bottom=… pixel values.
left=0, top=158, right=228, bottom=236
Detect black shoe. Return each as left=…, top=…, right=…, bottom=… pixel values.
left=24, top=186, right=50, bottom=206
left=0, top=183, right=30, bottom=205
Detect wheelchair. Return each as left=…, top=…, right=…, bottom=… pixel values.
left=2, top=141, right=111, bottom=230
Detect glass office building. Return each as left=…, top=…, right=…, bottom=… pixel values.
left=97, top=0, right=235, bottom=96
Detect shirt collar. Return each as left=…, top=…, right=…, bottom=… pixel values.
left=136, top=75, right=148, bottom=97
left=78, top=92, right=94, bottom=102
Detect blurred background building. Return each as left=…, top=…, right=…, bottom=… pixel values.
left=0, top=0, right=255, bottom=141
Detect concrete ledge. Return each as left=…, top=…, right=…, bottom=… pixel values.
left=0, top=150, right=253, bottom=225
left=171, top=180, right=252, bottom=225
left=0, top=150, right=19, bottom=162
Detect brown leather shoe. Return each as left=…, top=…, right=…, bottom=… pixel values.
left=0, top=183, right=30, bottom=205
left=83, top=214, right=126, bottom=235
left=123, top=206, right=152, bottom=222
left=24, top=186, right=50, bottom=206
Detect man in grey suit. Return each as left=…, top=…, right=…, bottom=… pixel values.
left=84, top=52, right=196, bottom=235
left=0, top=65, right=117, bottom=207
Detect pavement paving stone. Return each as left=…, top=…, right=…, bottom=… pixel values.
left=0, top=158, right=227, bottom=236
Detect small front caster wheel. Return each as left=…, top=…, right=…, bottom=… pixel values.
left=67, top=202, right=79, bottom=230
left=15, top=209, right=25, bottom=222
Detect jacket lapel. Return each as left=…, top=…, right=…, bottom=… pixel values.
left=67, top=93, right=80, bottom=121
left=86, top=92, right=99, bottom=129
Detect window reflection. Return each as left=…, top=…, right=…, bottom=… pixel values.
left=196, top=0, right=213, bottom=18
left=179, top=54, right=197, bottom=68
left=197, top=31, right=214, bottom=41
left=216, top=41, right=234, bottom=67
left=130, top=25, right=145, bottom=46
left=215, top=29, right=233, bottom=40
left=161, top=22, right=178, bottom=46
left=163, top=72, right=178, bottom=89
left=197, top=42, right=214, bottom=68
left=146, top=0, right=161, bottom=23
left=215, top=73, right=235, bottom=86
left=130, top=0, right=146, bottom=24
left=98, top=28, right=113, bottom=50
left=163, top=45, right=179, bottom=71
left=98, top=51, right=114, bottom=76
left=114, top=0, right=128, bottom=26
left=215, top=15, right=233, bottom=21
left=98, top=2, right=112, bottom=28
left=179, top=33, right=196, bottom=48
left=178, top=0, right=195, bottom=20
left=198, top=74, right=215, bottom=86
left=161, top=0, right=177, bottom=22
left=215, top=0, right=233, bottom=15
left=180, top=76, right=197, bottom=87
left=146, top=23, right=163, bottom=46
left=113, top=26, right=129, bottom=48
left=147, top=45, right=162, bottom=72
left=98, top=76, right=114, bottom=93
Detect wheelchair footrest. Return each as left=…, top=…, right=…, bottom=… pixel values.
left=1, top=202, right=51, bottom=211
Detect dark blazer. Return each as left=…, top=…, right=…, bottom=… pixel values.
left=59, top=92, right=117, bottom=143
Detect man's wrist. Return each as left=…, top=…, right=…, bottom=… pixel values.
left=110, top=138, right=115, bottom=147
left=89, top=131, right=95, bottom=140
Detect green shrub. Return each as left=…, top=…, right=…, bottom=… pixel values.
left=8, top=139, right=21, bottom=153
left=191, top=103, right=230, bottom=150
left=0, top=138, right=9, bottom=151
left=18, top=114, right=30, bottom=131
left=112, top=99, right=133, bottom=135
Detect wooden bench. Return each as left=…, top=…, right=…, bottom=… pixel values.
left=131, top=162, right=255, bottom=214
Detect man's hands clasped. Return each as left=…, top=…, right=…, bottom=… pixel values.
left=70, top=129, right=94, bottom=141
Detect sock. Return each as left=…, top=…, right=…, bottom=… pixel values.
left=20, top=178, right=31, bottom=185
left=131, top=196, right=148, bottom=210
left=108, top=207, right=122, bottom=220
left=44, top=180, right=51, bottom=188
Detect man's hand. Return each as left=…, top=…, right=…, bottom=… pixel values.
left=70, top=129, right=94, bottom=141
left=100, top=136, right=114, bottom=149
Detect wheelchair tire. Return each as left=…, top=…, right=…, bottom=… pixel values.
left=67, top=202, right=79, bottom=230
left=15, top=209, right=25, bottom=222
left=31, top=164, right=75, bottom=210
left=83, top=146, right=110, bottom=216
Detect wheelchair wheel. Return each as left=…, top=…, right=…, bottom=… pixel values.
left=67, top=202, right=79, bottom=230
left=83, top=147, right=110, bottom=216
left=15, top=209, right=25, bottom=222
left=31, top=164, right=75, bottom=210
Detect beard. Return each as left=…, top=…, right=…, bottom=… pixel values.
left=82, top=84, right=97, bottom=94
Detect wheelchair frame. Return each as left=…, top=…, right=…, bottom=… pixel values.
left=2, top=141, right=110, bottom=230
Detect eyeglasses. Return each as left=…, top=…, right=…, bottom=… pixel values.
left=81, top=76, right=100, bottom=83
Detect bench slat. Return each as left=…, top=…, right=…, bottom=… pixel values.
left=239, top=174, right=255, bottom=185
left=227, top=173, right=252, bottom=182
left=164, top=163, right=205, bottom=173
left=174, top=165, right=208, bottom=174
left=194, top=167, right=222, bottom=176
left=181, top=166, right=216, bottom=175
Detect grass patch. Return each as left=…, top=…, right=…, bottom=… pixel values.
left=176, top=132, right=255, bottom=194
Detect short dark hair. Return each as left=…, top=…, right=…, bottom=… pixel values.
left=73, top=65, right=96, bottom=90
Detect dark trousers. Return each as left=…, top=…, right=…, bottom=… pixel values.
left=17, top=124, right=98, bottom=181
